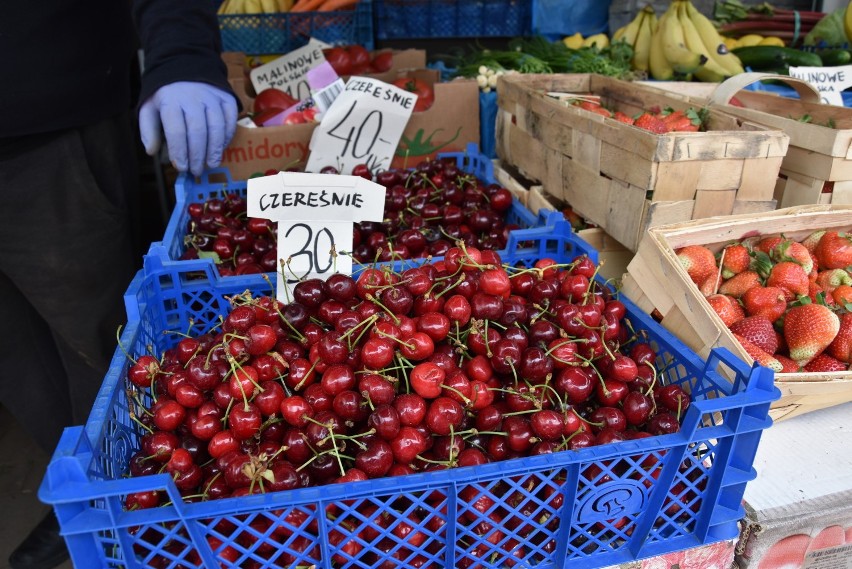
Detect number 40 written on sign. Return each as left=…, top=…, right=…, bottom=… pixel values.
left=327, top=100, right=386, bottom=168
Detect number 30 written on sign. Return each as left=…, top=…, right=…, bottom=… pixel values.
left=281, top=223, right=336, bottom=281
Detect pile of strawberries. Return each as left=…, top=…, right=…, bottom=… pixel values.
left=676, top=230, right=852, bottom=373
left=571, top=99, right=705, bottom=134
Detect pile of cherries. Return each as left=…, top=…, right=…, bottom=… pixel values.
left=178, top=158, right=518, bottom=275
left=123, top=250, right=693, bottom=567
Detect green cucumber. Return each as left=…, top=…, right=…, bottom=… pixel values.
left=732, top=46, right=823, bottom=70
left=816, top=48, right=852, bottom=66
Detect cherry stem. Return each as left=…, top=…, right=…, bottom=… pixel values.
left=376, top=330, right=415, bottom=351
left=643, top=361, right=658, bottom=397
left=365, top=294, right=402, bottom=326
left=129, top=412, right=154, bottom=434
left=115, top=325, right=137, bottom=365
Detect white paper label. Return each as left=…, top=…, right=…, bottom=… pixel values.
left=788, top=66, right=852, bottom=106
left=237, top=116, right=258, bottom=129
left=247, top=172, right=386, bottom=302
left=276, top=220, right=353, bottom=296
left=305, top=76, right=417, bottom=174
left=250, top=41, right=328, bottom=102
left=803, top=543, right=852, bottom=569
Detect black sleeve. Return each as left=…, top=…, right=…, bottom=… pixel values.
left=132, top=0, right=239, bottom=107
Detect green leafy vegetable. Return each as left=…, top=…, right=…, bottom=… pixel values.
left=804, top=8, right=847, bottom=47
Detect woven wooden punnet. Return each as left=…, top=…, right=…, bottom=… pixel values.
left=495, top=73, right=789, bottom=252
left=622, top=205, right=852, bottom=422
left=704, top=73, right=852, bottom=209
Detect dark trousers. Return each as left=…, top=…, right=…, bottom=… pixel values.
left=0, top=114, right=139, bottom=453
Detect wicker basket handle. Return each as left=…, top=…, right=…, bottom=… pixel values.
left=708, top=72, right=822, bottom=106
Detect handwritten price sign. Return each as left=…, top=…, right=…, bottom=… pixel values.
left=789, top=66, right=852, bottom=106
left=247, top=172, right=386, bottom=302
left=250, top=40, right=328, bottom=102
left=306, top=77, right=418, bottom=174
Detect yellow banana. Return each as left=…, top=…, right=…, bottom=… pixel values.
left=684, top=0, right=744, bottom=76
left=845, top=1, right=852, bottom=45
left=612, top=25, right=628, bottom=42
left=277, top=0, right=294, bottom=9
left=633, top=7, right=654, bottom=72
left=260, top=0, right=278, bottom=12
left=243, top=0, right=263, bottom=13
left=623, top=15, right=643, bottom=47
left=678, top=1, right=728, bottom=81
left=649, top=12, right=674, bottom=80
left=660, top=1, right=705, bottom=75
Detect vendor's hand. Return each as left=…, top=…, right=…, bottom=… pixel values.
left=139, top=82, right=238, bottom=176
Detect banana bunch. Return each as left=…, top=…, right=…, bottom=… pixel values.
left=612, top=5, right=657, bottom=72
left=218, top=0, right=292, bottom=14
left=649, top=0, right=745, bottom=82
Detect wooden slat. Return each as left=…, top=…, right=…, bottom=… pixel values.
left=831, top=180, right=852, bottom=204
left=696, top=160, right=744, bottom=191
left=651, top=161, right=701, bottom=202
left=605, top=181, right=647, bottom=251
left=782, top=145, right=852, bottom=181
left=777, top=169, right=824, bottom=208
left=573, top=130, right=601, bottom=172
left=693, top=189, right=737, bottom=217
left=738, top=157, right=782, bottom=201
left=599, top=142, right=655, bottom=190
left=731, top=200, right=777, bottom=215
left=642, top=201, right=696, bottom=235
left=562, top=158, right=609, bottom=226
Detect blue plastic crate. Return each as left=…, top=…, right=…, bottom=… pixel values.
left=374, top=0, right=532, bottom=40
left=218, top=0, right=373, bottom=55
left=147, top=142, right=559, bottom=282
left=40, top=226, right=780, bottom=569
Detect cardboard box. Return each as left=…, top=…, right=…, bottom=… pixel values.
left=391, top=71, right=480, bottom=169
left=735, top=402, right=852, bottom=568
left=220, top=69, right=480, bottom=179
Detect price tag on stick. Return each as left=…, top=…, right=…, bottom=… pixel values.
left=247, top=172, right=386, bottom=302
left=306, top=76, right=418, bottom=174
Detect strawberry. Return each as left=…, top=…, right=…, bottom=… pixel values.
left=718, top=270, right=761, bottom=299
left=578, top=100, right=612, bottom=118
left=742, top=286, right=787, bottom=322
left=801, top=230, right=826, bottom=254
left=771, top=239, right=814, bottom=274
left=729, top=316, right=778, bottom=354
left=707, top=294, right=745, bottom=327
left=827, top=312, right=852, bottom=363
left=783, top=303, right=841, bottom=366
left=676, top=245, right=717, bottom=286
left=613, top=111, right=634, bottom=125
left=815, top=231, right=852, bottom=270
left=803, top=353, right=848, bottom=373
left=633, top=113, right=668, bottom=134
left=754, top=236, right=783, bottom=254
left=774, top=354, right=799, bottom=373
left=808, top=281, right=829, bottom=305
left=766, top=261, right=809, bottom=301
left=815, top=269, right=852, bottom=293
left=833, top=284, right=852, bottom=306
left=720, top=244, right=751, bottom=279
left=698, top=269, right=722, bottom=297
left=733, top=333, right=783, bottom=372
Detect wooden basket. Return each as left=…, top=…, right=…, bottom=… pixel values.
left=705, top=73, right=852, bottom=209
left=495, top=73, right=789, bottom=252
left=494, top=160, right=634, bottom=284
left=622, top=204, right=852, bottom=422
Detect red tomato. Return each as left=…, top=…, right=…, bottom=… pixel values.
left=392, top=78, right=435, bottom=112
left=323, top=47, right=352, bottom=77
left=253, top=88, right=298, bottom=114
left=346, top=45, right=371, bottom=74
left=370, top=51, right=393, bottom=73
left=283, top=111, right=307, bottom=125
